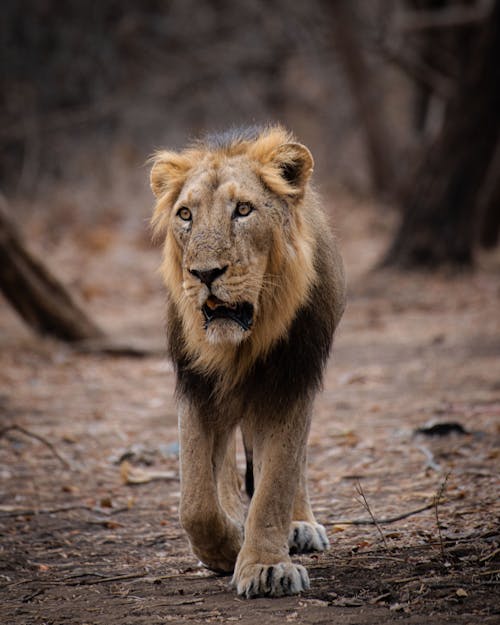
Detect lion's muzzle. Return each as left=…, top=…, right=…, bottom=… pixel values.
left=189, top=265, right=228, bottom=287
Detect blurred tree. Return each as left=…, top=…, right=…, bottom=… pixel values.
left=323, top=0, right=396, bottom=194
left=383, top=0, right=500, bottom=268
left=0, top=198, right=104, bottom=342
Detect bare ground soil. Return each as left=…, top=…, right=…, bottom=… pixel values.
left=1, top=198, right=499, bottom=624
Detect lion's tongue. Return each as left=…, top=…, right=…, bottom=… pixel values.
left=205, top=296, right=236, bottom=311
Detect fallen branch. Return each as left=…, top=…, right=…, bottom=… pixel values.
left=0, top=197, right=104, bottom=342
left=0, top=425, right=72, bottom=469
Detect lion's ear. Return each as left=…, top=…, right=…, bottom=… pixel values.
left=150, top=151, right=191, bottom=198
left=258, top=142, right=314, bottom=198
left=274, top=142, right=314, bottom=189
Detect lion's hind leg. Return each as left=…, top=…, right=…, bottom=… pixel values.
left=217, top=429, right=246, bottom=528
left=288, top=449, right=330, bottom=555
left=288, top=521, right=329, bottom=554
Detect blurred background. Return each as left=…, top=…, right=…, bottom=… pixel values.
left=1, top=7, right=500, bottom=619
left=0, top=0, right=499, bottom=341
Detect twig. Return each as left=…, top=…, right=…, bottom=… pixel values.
left=21, top=588, right=45, bottom=603
left=1, top=572, right=152, bottom=589
left=434, top=472, right=450, bottom=559
left=66, top=572, right=149, bottom=586
left=383, top=575, right=421, bottom=584
left=0, top=425, right=72, bottom=469
left=0, top=504, right=129, bottom=518
left=162, top=598, right=204, bottom=606
left=417, top=445, right=442, bottom=472
left=477, top=569, right=500, bottom=577
left=480, top=547, right=500, bottom=563
left=355, top=480, right=389, bottom=550
left=58, top=571, right=217, bottom=587
left=327, top=501, right=436, bottom=526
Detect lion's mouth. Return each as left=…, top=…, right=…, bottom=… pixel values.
left=202, top=296, right=254, bottom=331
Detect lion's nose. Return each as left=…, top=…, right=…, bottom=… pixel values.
left=189, top=265, right=228, bottom=287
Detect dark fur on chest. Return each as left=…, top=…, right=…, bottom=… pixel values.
left=168, top=267, right=338, bottom=418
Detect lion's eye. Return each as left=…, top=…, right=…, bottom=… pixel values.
left=233, top=202, right=254, bottom=219
left=177, top=207, right=192, bottom=221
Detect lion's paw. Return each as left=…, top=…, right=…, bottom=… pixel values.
left=189, top=521, right=243, bottom=574
left=196, top=554, right=236, bottom=575
left=232, top=561, right=310, bottom=598
left=288, top=521, right=330, bottom=554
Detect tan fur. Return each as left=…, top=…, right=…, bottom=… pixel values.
left=150, top=126, right=346, bottom=598
left=151, top=128, right=318, bottom=388
left=151, top=127, right=320, bottom=392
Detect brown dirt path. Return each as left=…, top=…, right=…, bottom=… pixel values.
left=1, top=199, right=499, bottom=624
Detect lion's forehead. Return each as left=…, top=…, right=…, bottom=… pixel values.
left=181, top=181, right=238, bottom=209
left=179, top=156, right=260, bottom=211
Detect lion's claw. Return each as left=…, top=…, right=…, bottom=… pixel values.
left=232, top=562, right=310, bottom=598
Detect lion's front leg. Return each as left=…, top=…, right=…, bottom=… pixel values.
left=178, top=401, right=243, bottom=573
left=232, top=402, right=312, bottom=598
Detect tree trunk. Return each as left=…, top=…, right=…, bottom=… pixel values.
left=325, top=0, right=396, bottom=194
left=477, top=138, right=500, bottom=249
left=383, top=2, right=500, bottom=268
left=0, top=200, right=104, bottom=342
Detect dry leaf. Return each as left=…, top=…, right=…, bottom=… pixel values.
left=301, top=599, right=329, bottom=607
left=331, top=597, right=364, bottom=607
left=332, top=524, right=349, bottom=533
left=104, top=520, right=123, bottom=529
left=62, top=484, right=78, bottom=494
left=339, top=372, right=367, bottom=386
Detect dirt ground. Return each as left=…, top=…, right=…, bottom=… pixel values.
left=1, top=196, right=499, bottom=624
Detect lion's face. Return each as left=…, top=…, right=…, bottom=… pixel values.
left=151, top=127, right=318, bottom=367
left=170, top=156, right=282, bottom=345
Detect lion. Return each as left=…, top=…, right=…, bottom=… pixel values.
left=150, top=126, right=345, bottom=598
